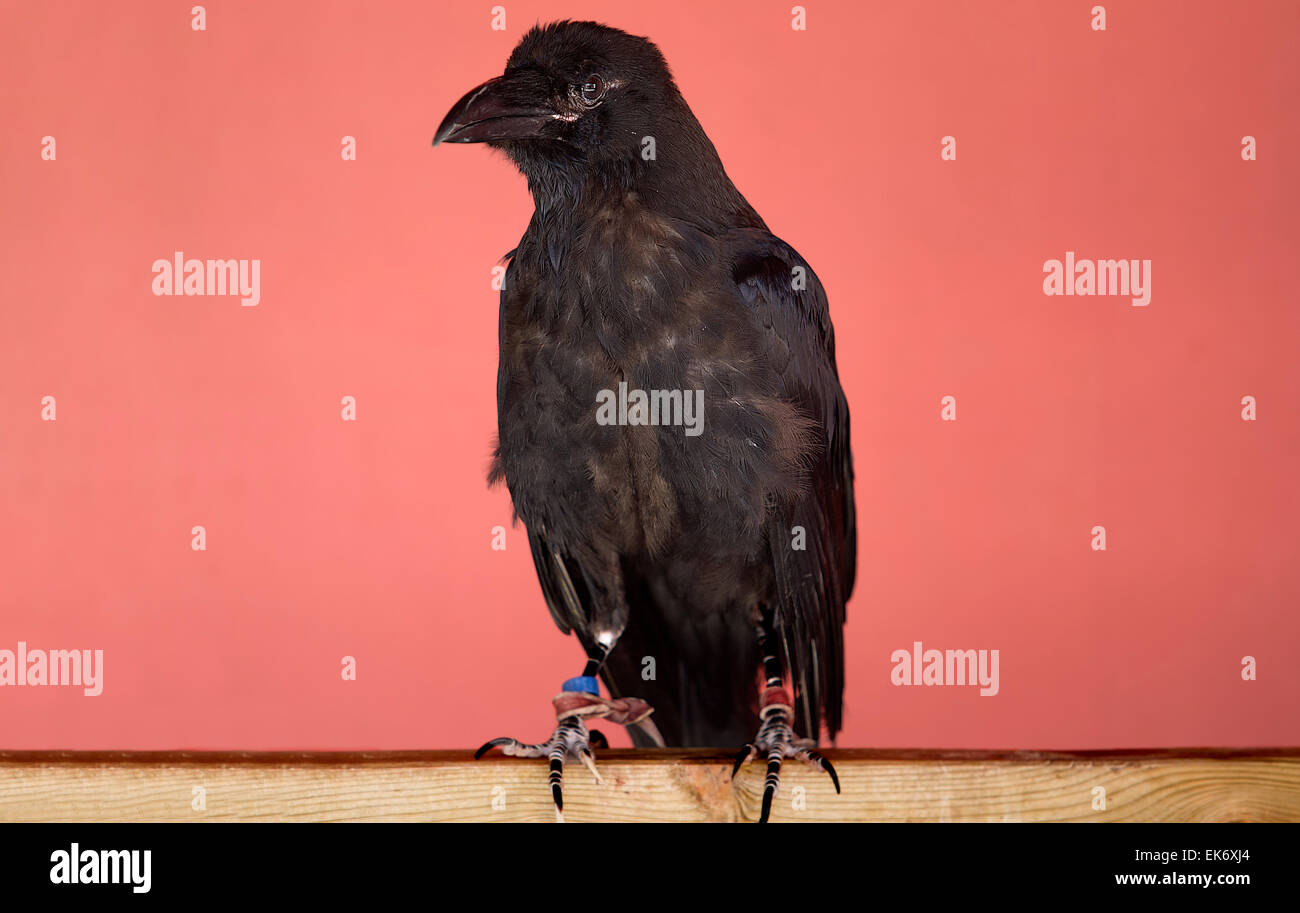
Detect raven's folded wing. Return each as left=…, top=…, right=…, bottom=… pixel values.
left=730, top=232, right=857, bottom=741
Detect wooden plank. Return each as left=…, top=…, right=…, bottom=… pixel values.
left=0, top=749, right=1297, bottom=823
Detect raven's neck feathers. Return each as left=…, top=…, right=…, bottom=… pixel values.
left=507, top=90, right=763, bottom=232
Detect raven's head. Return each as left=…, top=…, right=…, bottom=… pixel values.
left=434, top=21, right=693, bottom=191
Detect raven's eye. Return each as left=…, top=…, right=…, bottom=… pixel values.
left=579, top=74, right=605, bottom=105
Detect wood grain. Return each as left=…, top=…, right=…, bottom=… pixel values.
left=0, top=749, right=1296, bottom=822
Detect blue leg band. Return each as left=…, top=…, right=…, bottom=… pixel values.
left=562, top=676, right=600, bottom=695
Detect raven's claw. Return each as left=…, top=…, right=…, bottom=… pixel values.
left=476, top=716, right=603, bottom=822
left=476, top=691, right=654, bottom=822
left=732, top=703, right=840, bottom=823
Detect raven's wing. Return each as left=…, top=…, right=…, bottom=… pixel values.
left=525, top=525, right=585, bottom=636
left=495, top=249, right=589, bottom=639
left=731, top=232, right=857, bottom=741
left=496, top=251, right=642, bottom=707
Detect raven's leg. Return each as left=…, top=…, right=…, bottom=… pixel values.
left=731, top=605, right=840, bottom=823
left=474, top=640, right=657, bottom=822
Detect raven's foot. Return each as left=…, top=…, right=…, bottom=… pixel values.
left=731, top=686, right=840, bottom=824
left=474, top=686, right=655, bottom=822
left=476, top=716, right=602, bottom=822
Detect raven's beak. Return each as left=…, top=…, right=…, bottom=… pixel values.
left=433, top=72, right=559, bottom=146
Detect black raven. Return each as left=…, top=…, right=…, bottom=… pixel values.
left=435, top=21, right=856, bottom=822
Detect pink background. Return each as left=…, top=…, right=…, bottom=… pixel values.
left=1, top=1, right=1296, bottom=750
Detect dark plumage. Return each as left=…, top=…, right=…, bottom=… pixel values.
left=436, top=21, right=856, bottom=752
